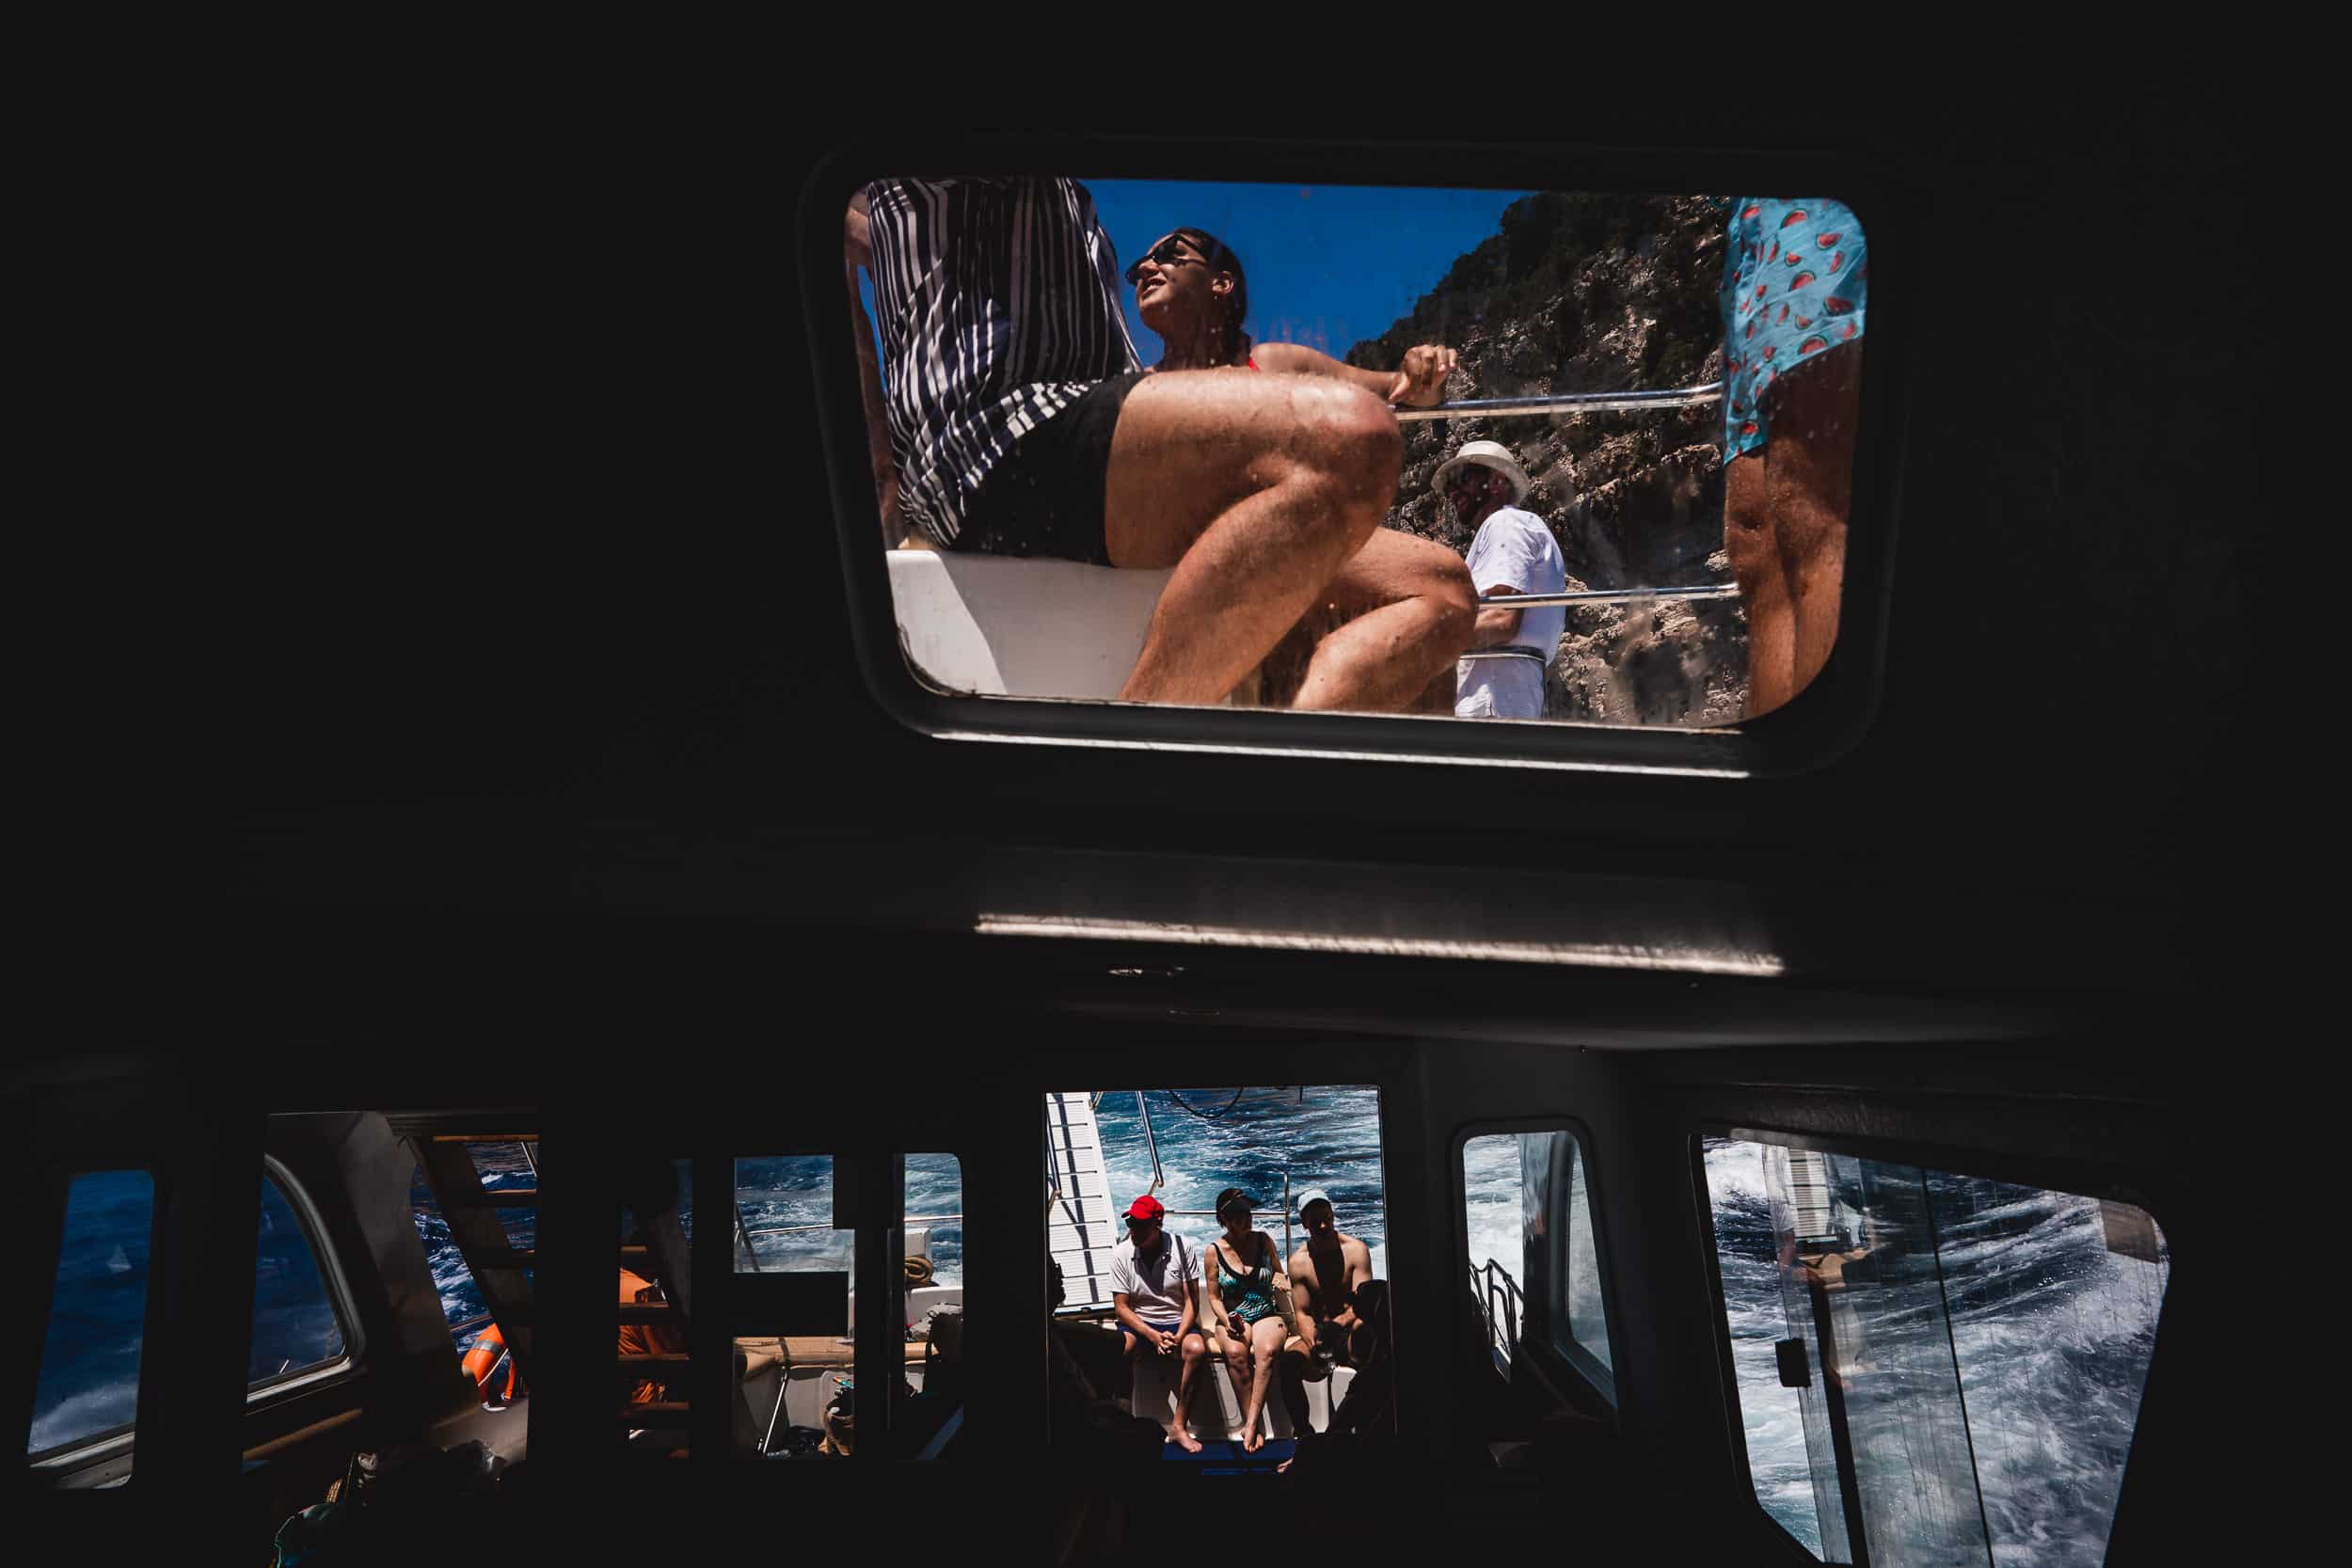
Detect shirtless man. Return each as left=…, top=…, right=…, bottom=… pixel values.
left=1277, top=1187, right=1375, bottom=1434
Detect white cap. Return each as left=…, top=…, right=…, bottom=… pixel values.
left=1295, top=1188, right=1333, bottom=1216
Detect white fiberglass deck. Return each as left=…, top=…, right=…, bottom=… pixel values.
left=889, top=549, right=1173, bottom=699
left=1045, top=1091, right=1120, bottom=1311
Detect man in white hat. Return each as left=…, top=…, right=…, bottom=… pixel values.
left=1277, top=1188, right=1375, bottom=1434
left=1436, top=440, right=1568, bottom=721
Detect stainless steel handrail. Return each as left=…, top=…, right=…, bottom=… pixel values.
left=1394, top=382, right=1723, bottom=423
left=1477, top=583, right=1739, bottom=609
left=1137, top=1092, right=1164, bottom=1196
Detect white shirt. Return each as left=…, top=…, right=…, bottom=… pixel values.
left=1456, top=506, right=1566, bottom=721
left=1109, top=1230, right=1194, bottom=1324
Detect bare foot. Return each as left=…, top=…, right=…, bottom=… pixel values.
left=1276, top=1457, right=1295, bottom=1475
left=1169, top=1427, right=1203, bottom=1454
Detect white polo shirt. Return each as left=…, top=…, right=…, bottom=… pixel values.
left=1109, top=1229, right=1194, bottom=1324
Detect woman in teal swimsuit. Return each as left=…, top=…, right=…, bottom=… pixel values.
left=1207, top=1186, right=1289, bottom=1451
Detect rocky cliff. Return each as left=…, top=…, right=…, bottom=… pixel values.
left=1345, top=191, right=1743, bottom=724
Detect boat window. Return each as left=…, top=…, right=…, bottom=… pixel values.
left=899, top=1153, right=964, bottom=1461
left=729, top=1155, right=849, bottom=1460
left=1462, top=1128, right=1613, bottom=1402
left=1045, top=1086, right=1392, bottom=1467
left=28, top=1169, right=154, bottom=1465
left=1701, top=1135, right=2169, bottom=1566
left=247, top=1169, right=349, bottom=1390
left=848, top=177, right=1872, bottom=744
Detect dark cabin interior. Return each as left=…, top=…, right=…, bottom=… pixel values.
left=13, top=88, right=2259, bottom=1562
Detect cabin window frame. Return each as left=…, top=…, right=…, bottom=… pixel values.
left=801, top=134, right=1906, bottom=780
left=24, top=1161, right=163, bottom=1477
left=1686, top=1119, right=2176, bottom=1566
left=245, top=1155, right=363, bottom=1406
left=1449, top=1115, right=1619, bottom=1409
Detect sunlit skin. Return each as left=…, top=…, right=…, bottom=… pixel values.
left=1209, top=1201, right=1289, bottom=1452
left=1275, top=1197, right=1375, bottom=1442
left=1723, top=344, right=1857, bottom=717
left=1129, top=230, right=1476, bottom=713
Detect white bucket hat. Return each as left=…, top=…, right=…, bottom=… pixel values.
left=1432, top=439, right=1532, bottom=504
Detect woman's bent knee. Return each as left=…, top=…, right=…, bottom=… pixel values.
left=1297, top=384, right=1403, bottom=497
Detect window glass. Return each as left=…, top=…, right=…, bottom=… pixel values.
left=1050, top=1086, right=1392, bottom=1465
left=1462, top=1130, right=1612, bottom=1388
left=1702, top=1135, right=2169, bottom=1567
left=856, top=178, right=1867, bottom=727
left=409, top=1165, right=487, bottom=1341
left=468, top=1140, right=537, bottom=1251
left=249, top=1173, right=346, bottom=1385
left=30, top=1170, right=153, bottom=1458
left=899, top=1154, right=964, bottom=1461
left=733, top=1156, right=851, bottom=1460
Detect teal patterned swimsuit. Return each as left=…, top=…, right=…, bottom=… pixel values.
left=1216, top=1235, right=1277, bottom=1325
left=1719, top=197, right=1867, bottom=460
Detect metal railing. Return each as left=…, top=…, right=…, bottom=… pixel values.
left=1400, top=378, right=1739, bottom=622
left=1469, top=1257, right=1525, bottom=1371
left=1136, top=1092, right=1164, bottom=1196
left=1393, top=382, right=1723, bottom=424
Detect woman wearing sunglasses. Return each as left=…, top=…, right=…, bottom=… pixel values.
left=1126, top=228, right=1475, bottom=711
left=1127, top=228, right=1456, bottom=404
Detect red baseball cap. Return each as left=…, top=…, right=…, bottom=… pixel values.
left=1124, top=1195, right=1165, bottom=1222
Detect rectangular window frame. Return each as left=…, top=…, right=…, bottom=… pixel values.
left=1450, top=1115, right=1618, bottom=1409
left=801, top=133, right=1907, bottom=781
left=1687, top=1119, right=2176, bottom=1564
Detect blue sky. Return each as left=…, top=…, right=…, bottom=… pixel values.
left=1084, top=180, right=1534, bottom=361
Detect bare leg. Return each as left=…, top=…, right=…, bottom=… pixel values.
left=1724, top=451, right=1792, bottom=717
left=1105, top=373, right=1402, bottom=706
left=1277, top=1345, right=1314, bottom=1434
left=1288, top=530, right=1476, bottom=712
left=1222, top=1335, right=1253, bottom=1442
left=1769, top=345, right=1858, bottom=702
left=1725, top=344, right=1859, bottom=719
left=1240, top=1317, right=1286, bottom=1452
left=1170, top=1336, right=1206, bottom=1452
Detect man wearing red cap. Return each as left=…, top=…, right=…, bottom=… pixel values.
left=1109, top=1194, right=1210, bottom=1451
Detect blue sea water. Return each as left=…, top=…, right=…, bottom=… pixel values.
left=29, top=1170, right=348, bottom=1456
left=1089, top=1087, right=1391, bottom=1273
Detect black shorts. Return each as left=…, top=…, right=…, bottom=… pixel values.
left=953, top=371, right=1148, bottom=566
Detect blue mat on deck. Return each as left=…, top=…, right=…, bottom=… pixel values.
left=1162, top=1437, right=1294, bottom=1472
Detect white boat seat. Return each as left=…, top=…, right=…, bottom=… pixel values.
left=887, top=548, right=1176, bottom=700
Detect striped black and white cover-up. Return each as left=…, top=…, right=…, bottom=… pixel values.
left=861, top=177, right=1141, bottom=549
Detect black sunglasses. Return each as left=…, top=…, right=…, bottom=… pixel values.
left=1124, top=237, right=1212, bottom=286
